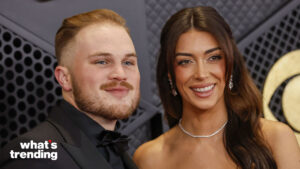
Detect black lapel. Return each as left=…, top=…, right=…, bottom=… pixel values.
left=47, top=105, right=113, bottom=169
left=61, top=131, right=113, bottom=169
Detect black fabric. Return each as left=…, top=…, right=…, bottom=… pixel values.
left=97, top=130, right=130, bottom=169
left=60, top=100, right=127, bottom=169
left=0, top=100, right=138, bottom=169
left=97, top=130, right=129, bottom=152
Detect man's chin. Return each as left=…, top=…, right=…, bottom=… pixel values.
left=107, top=92, right=130, bottom=100
left=95, top=103, right=137, bottom=120
left=97, top=110, right=133, bottom=120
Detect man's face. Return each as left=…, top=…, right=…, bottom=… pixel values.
left=68, top=23, right=140, bottom=120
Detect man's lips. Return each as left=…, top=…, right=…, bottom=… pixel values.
left=100, top=81, right=133, bottom=98
left=104, top=87, right=130, bottom=98
left=104, top=87, right=129, bottom=92
left=100, top=81, right=133, bottom=90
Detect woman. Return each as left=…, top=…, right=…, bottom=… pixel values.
left=133, top=6, right=300, bottom=169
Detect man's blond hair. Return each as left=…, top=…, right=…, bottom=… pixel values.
left=55, top=9, right=129, bottom=65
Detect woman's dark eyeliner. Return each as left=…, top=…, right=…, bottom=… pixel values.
left=177, top=59, right=192, bottom=65
left=209, top=55, right=222, bottom=61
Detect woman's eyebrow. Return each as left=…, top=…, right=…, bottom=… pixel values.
left=204, top=47, right=221, bottom=55
left=175, top=52, right=193, bottom=57
left=175, top=47, right=221, bottom=57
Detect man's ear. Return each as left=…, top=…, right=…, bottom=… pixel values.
left=54, top=66, right=72, bottom=91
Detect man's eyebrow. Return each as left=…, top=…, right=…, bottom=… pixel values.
left=125, top=53, right=137, bottom=58
left=88, top=52, right=112, bottom=58
left=204, top=47, right=221, bottom=54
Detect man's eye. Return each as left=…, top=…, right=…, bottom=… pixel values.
left=177, top=60, right=192, bottom=65
left=96, top=60, right=108, bottom=65
left=123, top=60, right=134, bottom=66
left=208, top=55, right=222, bottom=61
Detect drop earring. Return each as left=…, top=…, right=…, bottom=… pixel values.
left=168, top=78, right=177, bottom=96
left=229, top=75, right=233, bottom=90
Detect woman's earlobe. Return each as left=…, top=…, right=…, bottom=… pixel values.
left=54, top=66, right=72, bottom=91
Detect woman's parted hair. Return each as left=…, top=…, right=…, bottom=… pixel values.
left=55, top=9, right=129, bottom=65
left=156, top=6, right=277, bottom=169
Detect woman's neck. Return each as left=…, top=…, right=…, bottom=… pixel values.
left=180, top=101, right=228, bottom=136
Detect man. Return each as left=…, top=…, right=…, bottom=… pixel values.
left=0, top=9, right=140, bottom=169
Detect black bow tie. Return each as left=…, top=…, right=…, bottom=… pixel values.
left=97, top=130, right=130, bottom=152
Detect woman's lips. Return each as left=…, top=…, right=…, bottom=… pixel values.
left=190, top=84, right=215, bottom=98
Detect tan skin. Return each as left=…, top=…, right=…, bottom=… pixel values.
left=133, top=30, right=300, bottom=169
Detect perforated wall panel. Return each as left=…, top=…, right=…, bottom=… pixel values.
left=240, top=3, right=300, bottom=131
left=0, top=25, right=61, bottom=147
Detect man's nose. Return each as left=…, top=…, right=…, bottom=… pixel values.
left=108, top=64, right=127, bottom=81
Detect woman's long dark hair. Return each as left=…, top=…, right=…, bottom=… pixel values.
left=156, top=6, right=277, bottom=169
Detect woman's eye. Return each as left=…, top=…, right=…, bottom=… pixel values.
left=208, top=55, right=222, bottom=61
left=177, top=60, right=192, bottom=65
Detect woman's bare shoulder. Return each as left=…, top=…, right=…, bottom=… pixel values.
left=133, top=127, right=177, bottom=169
left=133, top=131, right=168, bottom=169
left=260, top=118, right=296, bottom=144
left=260, top=118, right=300, bottom=168
left=133, top=134, right=164, bottom=158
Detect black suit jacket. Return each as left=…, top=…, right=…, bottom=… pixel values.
left=0, top=103, right=138, bottom=169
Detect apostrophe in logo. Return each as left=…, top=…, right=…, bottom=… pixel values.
left=10, top=140, right=58, bottom=160
left=263, top=50, right=300, bottom=144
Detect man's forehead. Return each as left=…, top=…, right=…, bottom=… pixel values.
left=67, top=22, right=136, bottom=61
left=74, top=24, right=133, bottom=46
left=76, top=22, right=126, bottom=39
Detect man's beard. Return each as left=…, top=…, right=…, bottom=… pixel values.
left=72, top=80, right=140, bottom=120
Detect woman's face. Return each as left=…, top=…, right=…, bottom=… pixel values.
left=173, top=30, right=226, bottom=112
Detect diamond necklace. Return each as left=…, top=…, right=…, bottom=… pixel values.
left=178, top=118, right=228, bottom=138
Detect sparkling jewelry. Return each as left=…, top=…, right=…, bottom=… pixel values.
left=178, top=118, right=228, bottom=138
left=229, top=75, right=233, bottom=90
left=168, top=78, right=177, bottom=96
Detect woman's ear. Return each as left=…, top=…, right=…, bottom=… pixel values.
left=54, top=66, right=72, bottom=92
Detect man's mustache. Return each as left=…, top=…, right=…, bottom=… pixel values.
left=100, top=81, right=133, bottom=90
